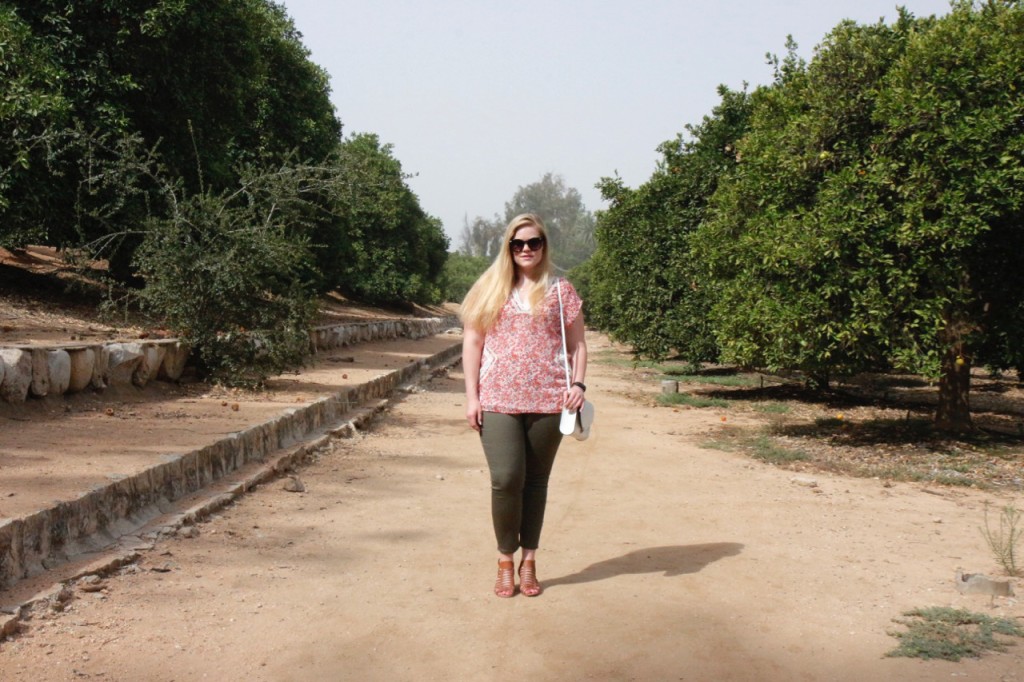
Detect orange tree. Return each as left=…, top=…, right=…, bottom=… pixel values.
left=584, top=86, right=752, bottom=362
left=697, top=2, right=1024, bottom=431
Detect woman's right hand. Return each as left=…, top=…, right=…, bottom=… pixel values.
left=466, top=397, right=483, bottom=431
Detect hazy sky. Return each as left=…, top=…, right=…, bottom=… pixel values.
left=278, top=0, right=953, bottom=247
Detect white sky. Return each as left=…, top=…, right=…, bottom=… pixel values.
left=278, top=0, right=953, bottom=247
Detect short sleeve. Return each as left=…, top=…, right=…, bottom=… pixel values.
left=560, top=279, right=583, bottom=327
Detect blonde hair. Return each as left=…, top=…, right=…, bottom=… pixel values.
left=460, top=213, right=554, bottom=331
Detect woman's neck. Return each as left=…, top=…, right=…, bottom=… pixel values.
left=516, top=272, right=541, bottom=289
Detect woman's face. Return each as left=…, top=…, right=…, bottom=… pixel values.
left=510, top=225, right=544, bottom=275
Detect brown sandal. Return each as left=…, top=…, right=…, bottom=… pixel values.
left=518, top=559, right=541, bottom=597
left=495, top=560, right=515, bottom=598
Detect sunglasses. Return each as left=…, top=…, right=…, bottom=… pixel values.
left=509, top=237, right=545, bottom=253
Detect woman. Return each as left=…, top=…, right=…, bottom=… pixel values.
left=460, top=213, right=587, bottom=598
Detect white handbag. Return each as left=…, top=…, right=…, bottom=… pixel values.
left=556, top=279, right=594, bottom=440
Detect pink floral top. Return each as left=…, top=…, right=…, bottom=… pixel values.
left=478, top=279, right=583, bottom=414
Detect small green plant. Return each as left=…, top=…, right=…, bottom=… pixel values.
left=753, top=401, right=790, bottom=414
left=981, top=503, right=1022, bottom=577
left=887, top=607, right=1024, bottom=661
left=749, top=435, right=808, bottom=464
left=658, top=393, right=729, bottom=408
left=667, top=373, right=758, bottom=387
left=699, top=437, right=740, bottom=452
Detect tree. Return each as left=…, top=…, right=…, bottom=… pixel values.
left=323, top=133, right=449, bottom=304
left=0, top=6, right=69, bottom=246
left=697, top=2, right=1024, bottom=430
left=696, top=19, right=921, bottom=387
left=458, top=215, right=504, bottom=259
left=859, top=0, right=1024, bottom=429
left=1, top=0, right=341, bottom=279
left=589, top=86, right=752, bottom=361
left=442, top=252, right=490, bottom=302
left=502, top=173, right=596, bottom=272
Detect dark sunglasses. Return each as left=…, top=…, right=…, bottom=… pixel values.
left=509, top=237, right=545, bottom=253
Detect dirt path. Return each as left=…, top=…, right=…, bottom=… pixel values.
left=1, top=334, right=1021, bottom=681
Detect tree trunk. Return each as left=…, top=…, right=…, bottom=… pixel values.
left=935, top=346, right=973, bottom=432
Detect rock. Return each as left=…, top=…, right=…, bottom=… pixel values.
left=133, top=344, right=166, bottom=387
left=30, top=349, right=50, bottom=397
left=107, top=342, right=144, bottom=387
left=67, top=348, right=96, bottom=393
left=0, top=348, right=32, bottom=403
left=47, top=349, right=72, bottom=395
left=283, top=476, right=306, bottom=493
left=177, top=526, right=200, bottom=539
left=78, top=575, right=105, bottom=593
left=955, top=569, right=1015, bottom=598
left=91, top=344, right=109, bottom=389
left=159, top=342, right=189, bottom=381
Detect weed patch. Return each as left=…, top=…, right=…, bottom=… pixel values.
left=753, top=402, right=791, bottom=414
left=887, top=607, right=1024, bottom=661
left=658, top=393, right=730, bottom=408
left=750, top=436, right=808, bottom=463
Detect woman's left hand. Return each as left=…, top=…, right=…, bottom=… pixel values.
left=563, top=385, right=585, bottom=412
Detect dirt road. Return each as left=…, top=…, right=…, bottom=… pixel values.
left=0, top=334, right=1021, bottom=681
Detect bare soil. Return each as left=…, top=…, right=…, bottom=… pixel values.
left=0, top=251, right=1022, bottom=680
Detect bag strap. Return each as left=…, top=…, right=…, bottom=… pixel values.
left=557, top=278, right=572, bottom=391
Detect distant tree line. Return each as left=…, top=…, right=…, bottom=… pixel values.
left=446, top=172, right=597, bottom=300
left=0, top=1, right=448, bottom=385
left=581, top=0, right=1024, bottom=431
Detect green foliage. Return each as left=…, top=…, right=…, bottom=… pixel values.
left=691, top=2, right=1024, bottom=428
left=888, top=607, right=1024, bottom=661
left=442, top=252, right=490, bottom=303
left=1, top=0, right=342, bottom=276
left=0, top=5, right=69, bottom=245
left=324, top=133, right=449, bottom=305
left=697, top=17, right=921, bottom=380
left=749, top=435, right=808, bottom=464
left=132, top=161, right=319, bottom=388
left=590, top=86, right=752, bottom=362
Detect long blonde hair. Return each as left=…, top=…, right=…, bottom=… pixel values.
left=460, top=213, right=554, bottom=331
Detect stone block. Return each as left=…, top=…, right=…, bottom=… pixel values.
left=91, top=345, right=109, bottom=389
left=29, top=349, right=49, bottom=398
left=67, top=348, right=95, bottom=393
left=0, top=349, right=32, bottom=403
left=133, top=344, right=166, bottom=387
left=159, top=342, right=189, bottom=381
left=47, top=349, right=71, bottom=395
left=107, top=343, right=144, bottom=387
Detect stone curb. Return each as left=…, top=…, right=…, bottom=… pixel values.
left=0, top=363, right=456, bottom=640
left=0, top=336, right=463, bottom=600
left=0, top=316, right=458, bottom=403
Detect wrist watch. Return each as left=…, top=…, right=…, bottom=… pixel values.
left=571, top=381, right=587, bottom=392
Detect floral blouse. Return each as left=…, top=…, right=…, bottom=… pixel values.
left=478, top=279, right=583, bottom=414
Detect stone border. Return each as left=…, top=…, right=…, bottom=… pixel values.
left=0, top=316, right=458, bottom=404
left=0, top=334, right=463, bottom=591
left=0, top=389, right=406, bottom=639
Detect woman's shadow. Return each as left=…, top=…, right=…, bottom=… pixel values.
left=544, top=543, right=743, bottom=589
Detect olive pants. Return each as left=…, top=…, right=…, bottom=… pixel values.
left=480, top=411, right=563, bottom=554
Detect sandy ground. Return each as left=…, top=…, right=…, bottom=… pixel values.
left=0, top=333, right=1022, bottom=681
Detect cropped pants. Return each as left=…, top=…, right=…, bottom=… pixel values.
left=480, top=411, right=563, bottom=554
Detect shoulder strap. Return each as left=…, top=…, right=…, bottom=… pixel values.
left=557, top=278, right=571, bottom=390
